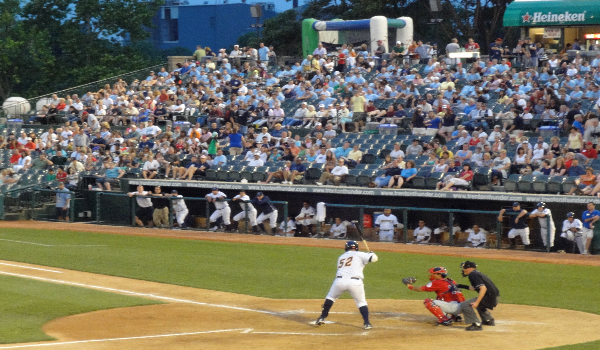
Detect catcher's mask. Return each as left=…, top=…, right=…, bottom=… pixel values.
left=460, top=261, right=477, bottom=277
left=345, top=240, right=359, bottom=251
left=428, top=266, right=448, bottom=280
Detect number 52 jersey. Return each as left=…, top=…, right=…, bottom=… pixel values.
left=335, top=251, right=375, bottom=279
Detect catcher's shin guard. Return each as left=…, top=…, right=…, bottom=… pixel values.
left=424, top=299, right=449, bottom=321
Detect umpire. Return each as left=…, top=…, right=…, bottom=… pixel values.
left=456, top=261, right=500, bottom=331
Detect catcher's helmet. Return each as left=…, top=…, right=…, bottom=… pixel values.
left=537, top=202, right=546, bottom=209
left=428, top=266, right=448, bottom=279
left=345, top=240, right=359, bottom=251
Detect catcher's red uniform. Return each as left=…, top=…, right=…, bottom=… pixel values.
left=418, top=278, right=465, bottom=302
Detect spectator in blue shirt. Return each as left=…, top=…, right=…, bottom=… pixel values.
left=335, top=141, right=352, bottom=159
left=567, top=159, right=586, bottom=176
left=55, top=182, right=71, bottom=221
left=258, top=43, right=270, bottom=61
left=393, top=160, right=417, bottom=188
left=212, top=149, right=227, bottom=167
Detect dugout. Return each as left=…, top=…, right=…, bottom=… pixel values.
left=112, top=179, right=600, bottom=253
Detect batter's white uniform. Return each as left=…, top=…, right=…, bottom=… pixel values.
left=532, top=208, right=555, bottom=247
left=172, top=195, right=189, bottom=226
left=466, top=229, right=487, bottom=247
left=325, top=251, right=377, bottom=308
left=329, top=223, right=347, bottom=239
left=375, top=214, right=400, bottom=242
left=232, top=195, right=257, bottom=226
left=280, top=220, right=296, bottom=237
left=207, top=191, right=231, bottom=225
left=296, top=206, right=317, bottom=225
left=562, top=219, right=584, bottom=253
left=414, top=226, right=432, bottom=243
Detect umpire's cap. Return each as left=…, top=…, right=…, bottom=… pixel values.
left=345, top=240, right=359, bottom=251
left=537, top=202, right=546, bottom=209
left=461, top=261, right=477, bottom=269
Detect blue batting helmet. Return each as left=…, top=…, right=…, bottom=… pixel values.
left=537, top=202, right=546, bottom=209
left=345, top=240, right=359, bottom=251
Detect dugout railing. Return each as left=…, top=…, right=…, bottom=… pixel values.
left=321, top=204, right=553, bottom=252
left=94, top=192, right=289, bottom=233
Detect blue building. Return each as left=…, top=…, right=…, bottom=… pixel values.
left=151, top=2, right=278, bottom=52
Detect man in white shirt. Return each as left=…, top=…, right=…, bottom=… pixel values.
left=314, top=147, right=327, bottom=164
left=17, top=132, right=28, bottom=145
left=142, top=154, right=160, bottom=179
left=206, top=187, right=232, bottom=232
left=558, top=212, right=583, bottom=253
left=313, top=43, right=327, bottom=57
left=41, top=128, right=57, bottom=146
left=279, top=217, right=297, bottom=237
left=389, top=142, right=405, bottom=159
left=375, top=209, right=402, bottom=242
left=466, top=225, right=487, bottom=247
left=248, top=153, right=264, bottom=166
left=295, top=201, right=317, bottom=237
left=256, top=127, right=271, bottom=143
left=328, top=218, right=347, bottom=239
left=141, top=121, right=162, bottom=139
left=486, top=125, right=502, bottom=143
left=128, top=185, right=153, bottom=227
left=413, top=220, right=432, bottom=244
left=316, top=159, right=349, bottom=186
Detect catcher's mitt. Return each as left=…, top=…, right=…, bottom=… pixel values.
left=402, top=277, right=417, bottom=285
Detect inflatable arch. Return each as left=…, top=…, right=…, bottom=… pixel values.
left=302, top=16, right=414, bottom=57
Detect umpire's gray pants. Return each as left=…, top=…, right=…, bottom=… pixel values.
left=460, top=297, right=496, bottom=325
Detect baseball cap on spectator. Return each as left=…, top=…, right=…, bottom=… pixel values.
left=396, top=41, right=402, bottom=44
left=167, top=90, right=174, bottom=95
left=145, top=96, right=151, bottom=100
left=315, top=122, right=322, bottom=126
left=586, top=141, right=593, bottom=145
left=340, top=102, right=346, bottom=106
left=522, top=140, right=529, bottom=144
left=200, top=155, right=207, bottom=158
left=442, top=105, right=448, bottom=109
left=318, top=104, right=325, bottom=108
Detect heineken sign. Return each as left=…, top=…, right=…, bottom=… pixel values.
left=522, top=11, right=586, bottom=24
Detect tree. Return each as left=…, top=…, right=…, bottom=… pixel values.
left=20, top=0, right=164, bottom=89
left=261, top=10, right=303, bottom=56
left=0, top=0, right=54, bottom=102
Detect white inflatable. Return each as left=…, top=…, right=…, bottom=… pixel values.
left=2, top=97, right=31, bottom=116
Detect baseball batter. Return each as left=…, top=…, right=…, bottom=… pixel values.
left=529, top=202, right=555, bottom=248
left=499, top=202, right=530, bottom=249
left=311, top=240, right=378, bottom=330
left=375, top=209, right=400, bottom=242
left=232, top=190, right=257, bottom=233
left=252, top=192, right=278, bottom=235
left=403, top=267, right=466, bottom=326
left=206, top=187, right=232, bottom=232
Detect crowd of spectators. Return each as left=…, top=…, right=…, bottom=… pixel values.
left=2, top=36, right=600, bottom=197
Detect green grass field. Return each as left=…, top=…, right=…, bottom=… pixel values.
left=0, top=274, right=160, bottom=344
left=0, top=227, right=599, bottom=348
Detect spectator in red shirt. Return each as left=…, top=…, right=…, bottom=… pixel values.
left=56, top=167, right=67, bottom=182
left=581, top=141, right=598, bottom=159
left=9, top=149, right=21, bottom=165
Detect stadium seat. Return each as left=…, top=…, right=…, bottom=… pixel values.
left=547, top=176, right=567, bottom=194
left=411, top=169, right=432, bottom=189
left=425, top=172, right=445, bottom=189
left=345, top=169, right=361, bottom=186
left=252, top=167, right=268, bottom=183
left=303, top=167, right=322, bottom=184
left=361, top=154, right=376, bottom=164
left=240, top=167, right=255, bottom=182
left=357, top=170, right=377, bottom=187
left=228, top=166, right=244, bottom=182
left=473, top=167, right=492, bottom=188
left=533, top=175, right=550, bottom=193
left=562, top=176, right=579, bottom=194
left=504, top=174, right=522, bottom=192
left=204, top=168, right=218, bottom=181
left=516, top=175, right=536, bottom=193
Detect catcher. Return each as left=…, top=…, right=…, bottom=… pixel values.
left=403, top=267, right=465, bottom=326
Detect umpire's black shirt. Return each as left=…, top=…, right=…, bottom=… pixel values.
left=468, top=270, right=500, bottom=309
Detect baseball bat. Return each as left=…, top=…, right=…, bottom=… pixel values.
left=355, top=225, right=371, bottom=252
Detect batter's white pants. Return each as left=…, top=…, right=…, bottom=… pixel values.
left=210, top=207, right=231, bottom=225
left=432, top=300, right=462, bottom=315
left=233, top=209, right=258, bottom=226
left=379, top=229, right=394, bottom=242
left=175, top=209, right=189, bottom=226
left=508, top=227, right=530, bottom=245
left=326, top=276, right=367, bottom=308
left=257, top=210, right=278, bottom=227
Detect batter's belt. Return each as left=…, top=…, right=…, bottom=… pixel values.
left=337, top=276, right=360, bottom=280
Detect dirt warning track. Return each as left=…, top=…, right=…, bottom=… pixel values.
left=0, top=260, right=597, bottom=350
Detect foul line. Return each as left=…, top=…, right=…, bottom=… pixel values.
left=0, top=329, right=251, bottom=349
left=0, top=271, right=279, bottom=315
left=0, top=239, right=106, bottom=247
left=252, top=331, right=364, bottom=336
left=0, top=263, right=62, bottom=274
